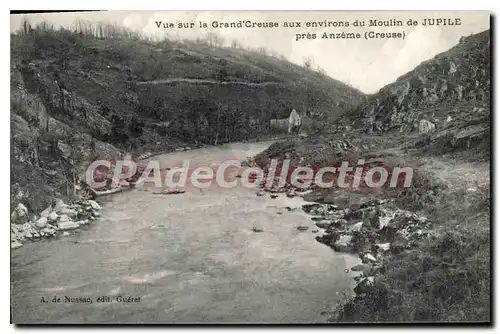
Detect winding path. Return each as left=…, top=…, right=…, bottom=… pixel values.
left=136, top=78, right=281, bottom=87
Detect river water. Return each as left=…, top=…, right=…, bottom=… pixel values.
left=11, top=142, right=358, bottom=324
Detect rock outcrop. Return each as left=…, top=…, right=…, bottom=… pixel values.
left=11, top=198, right=102, bottom=249
left=338, top=30, right=490, bottom=142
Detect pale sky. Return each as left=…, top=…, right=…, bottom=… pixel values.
left=10, top=11, right=490, bottom=93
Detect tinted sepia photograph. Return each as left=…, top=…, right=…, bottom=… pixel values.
left=10, top=10, right=491, bottom=324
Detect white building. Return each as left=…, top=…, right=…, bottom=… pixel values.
left=288, top=109, right=301, bottom=133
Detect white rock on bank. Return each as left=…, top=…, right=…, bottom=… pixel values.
left=36, top=216, right=48, bottom=228
left=354, top=276, right=375, bottom=295
left=59, top=207, right=78, bottom=218
left=48, top=212, right=59, bottom=222
left=11, top=224, right=22, bottom=233
left=333, top=234, right=354, bottom=252
left=378, top=212, right=395, bottom=230
left=54, top=199, right=68, bottom=212
left=59, top=214, right=70, bottom=223
left=88, top=200, right=101, bottom=210
left=418, top=119, right=436, bottom=134
left=375, top=242, right=391, bottom=252
left=349, top=222, right=363, bottom=232
left=11, top=241, right=23, bottom=249
left=40, top=206, right=52, bottom=218
left=11, top=203, right=28, bottom=221
left=42, top=227, right=56, bottom=236
left=57, top=220, right=79, bottom=231
left=362, top=253, right=378, bottom=264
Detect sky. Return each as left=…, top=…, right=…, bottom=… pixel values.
left=10, top=11, right=490, bottom=94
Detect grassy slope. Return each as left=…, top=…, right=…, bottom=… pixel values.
left=333, top=153, right=490, bottom=322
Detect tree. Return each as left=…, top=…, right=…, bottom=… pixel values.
left=231, top=39, right=240, bottom=48
left=213, top=59, right=230, bottom=145
left=316, top=65, right=327, bottom=76
left=303, top=56, right=314, bottom=69
left=21, top=17, right=32, bottom=35
left=205, top=31, right=224, bottom=47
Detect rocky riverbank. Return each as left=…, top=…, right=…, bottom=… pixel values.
left=10, top=198, right=103, bottom=249
left=301, top=199, right=431, bottom=297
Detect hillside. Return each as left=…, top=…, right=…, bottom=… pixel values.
left=338, top=29, right=490, bottom=156
left=10, top=23, right=365, bottom=213
left=253, top=29, right=491, bottom=322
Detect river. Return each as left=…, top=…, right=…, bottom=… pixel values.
left=11, top=141, right=359, bottom=324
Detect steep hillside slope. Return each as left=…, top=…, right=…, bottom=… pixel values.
left=338, top=29, right=490, bottom=155
left=11, top=27, right=365, bottom=150
left=10, top=24, right=365, bottom=214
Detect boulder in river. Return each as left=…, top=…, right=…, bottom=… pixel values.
left=153, top=188, right=186, bottom=195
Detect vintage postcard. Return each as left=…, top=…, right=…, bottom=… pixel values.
left=10, top=10, right=491, bottom=324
